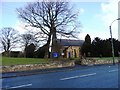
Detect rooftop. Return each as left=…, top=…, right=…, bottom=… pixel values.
left=57, top=39, right=84, bottom=46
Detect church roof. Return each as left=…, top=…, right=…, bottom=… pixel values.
left=57, top=39, right=84, bottom=46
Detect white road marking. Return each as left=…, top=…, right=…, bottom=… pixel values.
left=8, top=84, right=32, bottom=89
left=109, top=69, right=118, bottom=72
left=60, top=73, right=96, bottom=81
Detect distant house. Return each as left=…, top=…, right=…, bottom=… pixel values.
left=57, top=39, right=84, bottom=58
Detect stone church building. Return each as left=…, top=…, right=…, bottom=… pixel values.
left=57, top=39, right=84, bottom=58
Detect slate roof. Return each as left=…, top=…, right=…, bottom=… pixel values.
left=57, top=39, right=84, bottom=46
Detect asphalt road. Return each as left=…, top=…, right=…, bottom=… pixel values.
left=1, top=64, right=120, bottom=89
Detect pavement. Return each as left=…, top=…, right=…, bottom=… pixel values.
left=1, top=63, right=120, bottom=89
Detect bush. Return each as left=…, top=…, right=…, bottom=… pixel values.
left=34, top=45, right=46, bottom=58
left=75, top=59, right=81, bottom=65
left=25, top=43, right=36, bottom=58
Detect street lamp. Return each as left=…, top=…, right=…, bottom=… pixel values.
left=109, top=18, right=120, bottom=65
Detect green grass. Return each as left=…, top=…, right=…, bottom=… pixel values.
left=1, top=57, right=119, bottom=66
left=93, top=57, right=118, bottom=60
left=1, top=57, right=50, bottom=66
left=72, top=57, right=118, bottom=61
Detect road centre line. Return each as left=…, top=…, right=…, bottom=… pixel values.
left=109, top=69, right=118, bottom=72
left=60, top=73, right=96, bottom=81
left=7, top=84, right=32, bottom=89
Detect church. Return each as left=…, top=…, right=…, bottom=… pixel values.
left=57, top=39, right=84, bottom=58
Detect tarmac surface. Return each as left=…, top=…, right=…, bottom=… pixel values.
left=1, top=64, right=120, bottom=88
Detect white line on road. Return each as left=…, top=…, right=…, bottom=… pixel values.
left=109, top=69, right=118, bottom=72
left=8, top=84, right=32, bottom=89
left=60, top=73, right=96, bottom=81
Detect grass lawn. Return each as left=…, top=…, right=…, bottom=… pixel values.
left=93, top=57, right=118, bottom=60
left=1, top=57, right=50, bottom=66
left=1, top=57, right=119, bottom=66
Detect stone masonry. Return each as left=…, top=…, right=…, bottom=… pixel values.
left=1, top=60, right=75, bottom=73
left=81, top=58, right=119, bottom=65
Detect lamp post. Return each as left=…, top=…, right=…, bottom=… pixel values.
left=109, top=18, right=120, bottom=65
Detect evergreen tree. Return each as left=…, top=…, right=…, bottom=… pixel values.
left=81, top=34, right=91, bottom=57
left=25, top=43, right=36, bottom=58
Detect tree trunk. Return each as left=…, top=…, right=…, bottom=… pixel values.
left=44, top=34, right=51, bottom=58
left=51, top=27, right=61, bottom=59
left=52, top=27, right=57, bottom=53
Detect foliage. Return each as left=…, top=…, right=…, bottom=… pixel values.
left=34, top=44, right=47, bottom=58
left=75, top=59, right=81, bottom=65
left=25, top=43, right=36, bottom=58
left=9, top=51, right=21, bottom=57
left=81, top=34, right=120, bottom=57
left=81, top=34, right=91, bottom=57
left=91, top=38, right=120, bottom=57
left=20, top=31, right=41, bottom=58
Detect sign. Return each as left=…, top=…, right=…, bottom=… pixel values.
left=52, top=52, right=59, bottom=58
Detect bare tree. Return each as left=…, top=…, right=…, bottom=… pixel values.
left=0, top=27, right=19, bottom=56
left=20, top=30, right=46, bottom=47
left=17, top=1, right=80, bottom=58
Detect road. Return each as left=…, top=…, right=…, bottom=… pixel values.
left=1, top=64, right=119, bottom=89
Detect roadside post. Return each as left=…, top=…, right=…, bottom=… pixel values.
left=109, top=18, right=120, bottom=65
left=118, top=51, right=120, bottom=63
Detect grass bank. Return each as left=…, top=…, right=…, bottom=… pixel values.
left=1, top=57, right=119, bottom=66
left=2, top=57, right=50, bottom=66
left=93, top=57, right=118, bottom=60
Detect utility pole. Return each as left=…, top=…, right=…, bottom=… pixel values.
left=109, top=18, right=120, bottom=65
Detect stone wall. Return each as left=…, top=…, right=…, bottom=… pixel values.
left=1, top=60, right=75, bottom=73
left=81, top=58, right=119, bottom=65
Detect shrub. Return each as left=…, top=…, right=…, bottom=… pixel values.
left=75, top=59, right=81, bottom=65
